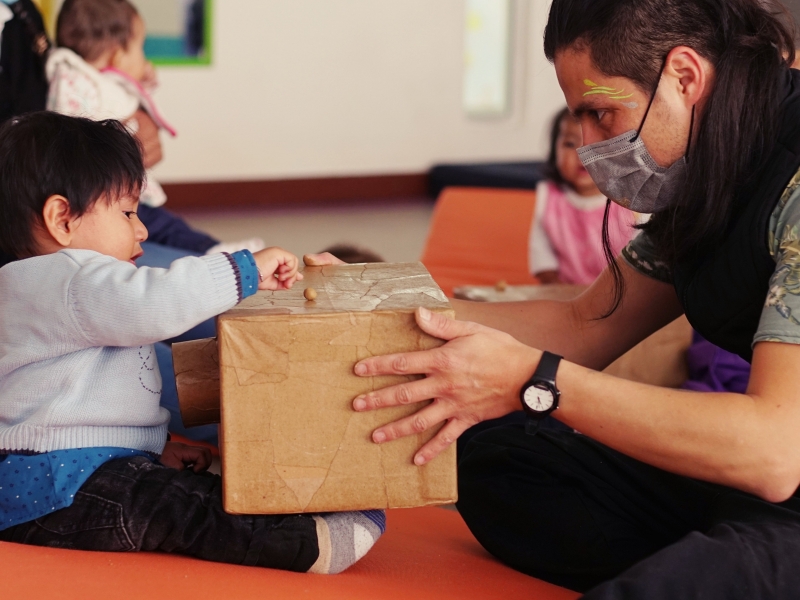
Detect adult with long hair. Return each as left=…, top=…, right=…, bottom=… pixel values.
left=349, top=0, right=800, bottom=596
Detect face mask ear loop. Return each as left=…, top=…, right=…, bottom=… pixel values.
left=685, top=104, right=696, bottom=162
left=630, top=56, right=669, bottom=143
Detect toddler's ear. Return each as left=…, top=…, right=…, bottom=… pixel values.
left=41, top=195, right=76, bottom=248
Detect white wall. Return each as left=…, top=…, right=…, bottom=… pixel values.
left=149, top=0, right=564, bottom=183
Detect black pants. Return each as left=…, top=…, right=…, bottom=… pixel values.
left=457, top=425, right=800, bottom=598
left=0, top=457, right=318, bottom=571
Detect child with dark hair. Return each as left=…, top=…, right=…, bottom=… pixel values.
left=529, top=107, right=640, bottom=284
left=0, top=112, right=384, bottom=573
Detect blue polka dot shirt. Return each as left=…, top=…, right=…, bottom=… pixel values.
left=0, top=448, right=151, bottom=531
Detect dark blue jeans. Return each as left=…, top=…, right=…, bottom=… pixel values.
left=458, top=426, right=800, bottom=598
left=0, top=457, right=318, bottom=571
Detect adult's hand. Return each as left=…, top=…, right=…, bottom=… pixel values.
left=303, top=252, right=346, bottom=266
left=134, top=109, right=163, bottom=168
left=352, top=307, right=541, bottom=465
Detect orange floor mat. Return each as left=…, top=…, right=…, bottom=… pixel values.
left=2, top=506, right=578, bottom=600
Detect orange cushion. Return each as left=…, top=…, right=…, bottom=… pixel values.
left=1, top=506, right=578, bottom=600
left=421, top=187, right=541, bottom=296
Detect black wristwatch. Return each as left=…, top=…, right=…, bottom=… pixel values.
left=520, top=351, right=562, bottom=433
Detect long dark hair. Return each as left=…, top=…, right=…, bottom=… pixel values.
left=544, top=0, right=795, bottom=315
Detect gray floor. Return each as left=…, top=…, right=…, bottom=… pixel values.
left=177, top=197, right=435, bottom=264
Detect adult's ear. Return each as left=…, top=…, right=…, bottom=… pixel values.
left=664, top=46, right=710, bottom=109
left=41, top=195, right=77, bottom=248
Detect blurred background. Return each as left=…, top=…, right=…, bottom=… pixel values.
left=30, top=0, right=565, bottom=262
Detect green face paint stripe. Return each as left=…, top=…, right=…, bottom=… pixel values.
left=583, top=79, right=636, bottom=106
left=583, top=89, right=624, bottom=96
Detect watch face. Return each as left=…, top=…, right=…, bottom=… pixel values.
left=523, top=385, right=555, bottom=413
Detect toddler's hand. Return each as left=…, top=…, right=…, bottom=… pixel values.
left=254, top=247, right=304, bottom=290
left=160, top=441, right=212, bottom=473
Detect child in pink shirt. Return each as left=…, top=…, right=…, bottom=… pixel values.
left=529, top=108, right=639, bottom=285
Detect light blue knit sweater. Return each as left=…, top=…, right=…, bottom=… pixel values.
left=0, top=249, right=241, bottom=454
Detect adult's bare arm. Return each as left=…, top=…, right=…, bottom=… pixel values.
left=453, top=258, right=683, bottom=370
left=352, top=260, right=800, bottom=501
left=133, top=109, right=163, bottom=168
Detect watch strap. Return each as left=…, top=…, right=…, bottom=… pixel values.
left=525, top=417, right=541, bottom=437
left=534, top=351, right=562, bottom=385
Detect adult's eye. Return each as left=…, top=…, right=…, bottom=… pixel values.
left=594, top=110, right=607, bottom=122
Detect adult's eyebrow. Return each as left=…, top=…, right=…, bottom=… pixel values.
left=571, top=101, right=603, bottom=118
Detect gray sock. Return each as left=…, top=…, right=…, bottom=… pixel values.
left=308, top=510, right=386, bottom=574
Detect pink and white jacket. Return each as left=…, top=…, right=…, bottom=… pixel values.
left=529, top=180, right=639, bottom=285
left=45, top=47, right=176, bottom=207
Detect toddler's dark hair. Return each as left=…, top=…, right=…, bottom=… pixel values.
left=0, top=112, right=145, bottom=258
left=56, top=0, right=138, bottom=62
left=540, top=107, right=572, bottom=188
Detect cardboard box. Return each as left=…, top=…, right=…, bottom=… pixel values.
left=174, top=262, right=457, bottom=515
left=173, top=337, right=220, bottom=428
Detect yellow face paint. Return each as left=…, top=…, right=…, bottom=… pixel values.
left=583, top=79, right=638, bottom=107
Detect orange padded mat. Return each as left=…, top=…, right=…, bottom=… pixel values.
left=421, top=187, right=541, bottom=296
left=2, top=506, right=578, bottom=600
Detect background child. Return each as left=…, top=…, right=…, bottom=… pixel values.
left=47, top=0, right=264, bottom=262
left=529, top=107, right=639, bottom=285
left=0, top=112, right=384, bottom=574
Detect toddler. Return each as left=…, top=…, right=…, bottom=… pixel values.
left=0, top=112, right=384, bottom=573
left=530, top=107, right=640, bottom=285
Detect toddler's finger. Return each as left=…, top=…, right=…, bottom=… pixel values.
left=258, top=278, right=280, bottom=291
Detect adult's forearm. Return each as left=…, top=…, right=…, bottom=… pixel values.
left=453, top=298, right=592, bottom=362
left=556, top=358, right=800, bottom=502
left=451, top=260, right=685, bottom=371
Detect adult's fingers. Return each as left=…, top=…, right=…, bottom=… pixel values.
left=414, top=307, right=481, bottom=342
left=303, top=252, right=345, bottom=266
left=353, top=375, right=445, bottom=412
left=369, top=398, right=456, bottom=444
left=354, top=345, right=450, bottom=378
left=412, top=418, right=474, bottom=465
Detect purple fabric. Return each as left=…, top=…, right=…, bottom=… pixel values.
left=681, top=331, right=751, bottom=394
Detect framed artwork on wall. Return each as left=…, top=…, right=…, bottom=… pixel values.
left=133, top=0, right=212, bottom=66
left=34, top=0, right=212, bottom=66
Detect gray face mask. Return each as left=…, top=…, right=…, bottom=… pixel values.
left=576, top=69, right=694, bottom=214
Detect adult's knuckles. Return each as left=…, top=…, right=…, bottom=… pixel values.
left=391, top=355, right=410, bottom=373
left=437, top=377, right=458, bottom=397
left=395, top=385, right=413, bottom=405
left=431, top=350, right=453, bottom=372
left=412, top=414, right=428, bottom=433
